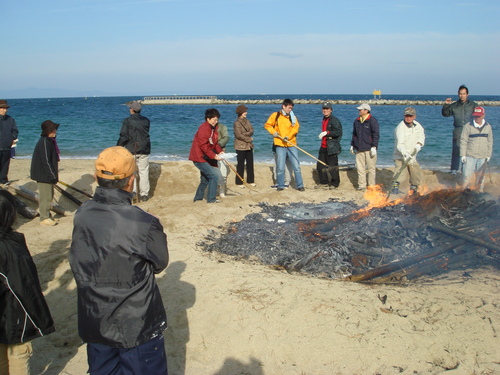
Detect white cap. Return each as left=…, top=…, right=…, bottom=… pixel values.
left=356, top=103, right=371, bottom=111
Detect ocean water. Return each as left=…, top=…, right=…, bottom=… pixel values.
left=6, top=94, right=500, bottom=171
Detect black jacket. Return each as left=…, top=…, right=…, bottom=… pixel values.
left=441, top=99, right=477, bottom=140
left=30, top=136, right=59, bottom=183
left=0, top=115, right=18, bottom=150
left=117, top=113, right=151, bottom=155
left=0, top=231, right=55, bottom=344
left=70, top=187, right=169, bottom=348
left=321, top=115, right=343, bottom=156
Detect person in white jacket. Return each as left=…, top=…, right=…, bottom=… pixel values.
left=391, top=107, right=425, bottom=195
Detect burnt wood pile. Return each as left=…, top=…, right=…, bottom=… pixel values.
left=200, top=189, right=500, bottom=282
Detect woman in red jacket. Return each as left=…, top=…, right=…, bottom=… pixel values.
left=189, top=108, right=224, bottom=203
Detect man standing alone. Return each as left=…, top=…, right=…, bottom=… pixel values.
left=442, top=84, right=477, bottom=175
left=0, top=100, right=18, bottom=184
left=316, top=102, right=342, bottom=188
left=70, top=146, right=169, bottom=374
left=350, top=103, right=379, bottom=190
left=117, top=101, right=151, bottom=201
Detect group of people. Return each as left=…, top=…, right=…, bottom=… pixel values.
left=189, top=85, right=493, bottom=202
left=1, top=99, right=168, bottom=374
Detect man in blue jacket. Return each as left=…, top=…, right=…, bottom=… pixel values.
left=0, top=100, right=18, bottom=184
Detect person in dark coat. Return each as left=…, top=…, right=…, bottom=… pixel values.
left=0, top=190, right=55, bottom=374
left=70, top=146, right=169, bottom=375
left=0, top=100, right=19, bottom=184
left=30, top=120, right=60, bottom=226
left=316, top=102, right=342, bottom=188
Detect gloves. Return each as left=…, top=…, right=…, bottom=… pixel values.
left=415, top=144, right=421, bottom=153
left=273, top=132, right=280, bottom=138
left=283, top=136, right=289, bottom=142
left=461, top=156, right=467, bottom=164
left=486, top=157, right=491, bottom=162
left=318, top=131, right=327, bottom=139
left=370, top=147, right=377, bottom=157
left=350, top=146, right=355, bottom=155
left=404, top=153, right=411, bottom=160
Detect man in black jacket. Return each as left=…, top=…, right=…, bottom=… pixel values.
left=30, top=120, right=60, bottom=226
left=70, top=146, right=169, bottom=375
left=0, top=100, right=19, bottom=184
left=117, top=101, right=151, bottom=201
left=316, top=102, right=342, bottom=188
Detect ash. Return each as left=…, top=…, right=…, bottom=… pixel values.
left=200, top=191, right=500, bottom=280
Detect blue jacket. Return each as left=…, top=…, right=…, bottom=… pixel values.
left=351, top=114, right=380, bottom=152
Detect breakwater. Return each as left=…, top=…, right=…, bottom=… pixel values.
left=140, top=96, right=500, bottom=106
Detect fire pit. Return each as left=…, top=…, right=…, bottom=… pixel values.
left=200, top=188, right=500, bottom=282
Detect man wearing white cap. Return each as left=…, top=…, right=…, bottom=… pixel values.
left=460, top=106, right=493, bottom=192
left=350, top=103, right=380, bottom=190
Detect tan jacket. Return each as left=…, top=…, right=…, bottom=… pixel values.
left=233, top=117, right=254, bottom=151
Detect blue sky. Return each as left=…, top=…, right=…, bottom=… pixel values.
left=2, top=0, right=499, bottom=98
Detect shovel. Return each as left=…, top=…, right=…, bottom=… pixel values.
left=220, top=158, right=259, bottom=192
left=279, top=136, right=339, bottom=183
left=386, top=148, right=418, bottom=200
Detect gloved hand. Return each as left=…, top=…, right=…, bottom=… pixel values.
left=486, top=157, right=491, bottom=163
left=404, top=153, right=411, bottom=160
left=318, top=131, right=327, bottom=139
left=370, top=147, right=377, bottom=157
left=415, top=144, right=421, bottom=153
left=350, top=146, right=355, bottom=155
left=273, top=132, right=280, bottom=138
left=461, top=156, right=467, bottom=164
left=283, top=136, right=289, bottom=142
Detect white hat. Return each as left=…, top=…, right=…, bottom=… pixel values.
left=356, top=103, right=371, bottom=111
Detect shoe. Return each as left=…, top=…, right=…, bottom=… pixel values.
left=356, top=187, right=366, bottom=191
left=239, top=185, right=245, bottom=189
left=409, top=185, right=418, bottom=195
left=249, top=183, right=256, bottom=187
left=209, top=199, right=222, bottom=203
left=298, top=187, right=305, bottom=192
left=219, top=192, right=226, bottom=198
left=40, top=218, right=58, bottom=226
left=451, top=170, right=458, bottom=175
left=277, top=187, right=284, bottom=191
left=391, top=187, right=400, bottom=195
left=314, top=184, right=328, bottom=189
left=284, top=184, right=290, bottom=188
left=141, top=195, right=149, bottom=202
left=270, top=184, right=278, bottom=189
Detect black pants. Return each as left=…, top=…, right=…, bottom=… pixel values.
left=235, top=149, right=254, bottom=185
left=0, top=149, right=11, bottom=184
left=317, top=147, right=339, bottom=187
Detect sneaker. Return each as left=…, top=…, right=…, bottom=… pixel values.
left=277, top=187, right=285, bottom=191
left=356, top=187, right=366, bottom=191
left=40, top=218, right=58, bottom=226
left=249, top=183, right=256, bottom=187
left=239, top=185, right=245, bottom=189
left=314, top=184, right=328, bottom=189
left=141, top=195, right=149, bottom=202
left=391, top=187, right=400, bottom=195
left=219, top=192, right=226, bottom=198
left=451, top=170, right=458, bottom=175
left=270, top=184, right=278, bottom=189
left=298, top=187, right=305, bottom=192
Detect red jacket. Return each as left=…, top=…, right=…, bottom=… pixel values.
left=189, top=122, right=223, bottom=166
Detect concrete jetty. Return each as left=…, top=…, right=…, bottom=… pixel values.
left=138, top=96, right=500, bottom=107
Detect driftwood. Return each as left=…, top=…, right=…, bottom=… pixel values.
left=347, top=239, right=464, bottom=282
left=0, top=187, right=39, bottom=219
left=3, top=183, right=65, bottom=216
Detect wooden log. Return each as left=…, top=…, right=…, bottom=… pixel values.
left=54, top=184, right=82, bottom=206
left=346, top=239, right=464, bottom=282
left=0, top=187, right=39, bottom=219
left=430, top=219, right=500, bottom=253
left=4, top=184, right=65, bottom=216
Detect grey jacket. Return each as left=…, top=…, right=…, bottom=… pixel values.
left=70, top=187, right=169, bottom=348
left=460, top=120, right=493, bottom=159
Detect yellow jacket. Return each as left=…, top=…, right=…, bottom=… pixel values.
left=264, top=111, right=300, bottom=147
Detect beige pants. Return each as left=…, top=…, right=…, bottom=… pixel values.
left=133, top=154, right=150, bottom=197
left=0, top=342, right=32, bottom=375
left=394, top=159, right=422, bottom=186
left=37, top=182, right=54, bottom=220
left=355, top=151, right=377, bottom=188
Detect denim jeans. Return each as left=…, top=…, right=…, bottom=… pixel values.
left=275, top=146, right=304, bottom=189
left=87, top=335, right=167, bottom=375
left=462, top=156, right=487, bottom=191
left=193, top=162, right=219, bottom=202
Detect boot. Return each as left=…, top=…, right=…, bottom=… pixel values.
left=219, top=183, right=227, bottom=198
left=391, top=182, right=400, bottom=195
left=410, top=184, right=418, bottom=195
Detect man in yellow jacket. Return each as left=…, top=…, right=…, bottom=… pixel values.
left=264, top=99, right=305, bottom=191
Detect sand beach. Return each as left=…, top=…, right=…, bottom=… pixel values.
left=6, top=158, right=500, bottom=375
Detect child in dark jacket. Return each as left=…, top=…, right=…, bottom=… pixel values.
left=0, top=189, right=55, bottom=374
left=30, top=120, right=60, bottom=226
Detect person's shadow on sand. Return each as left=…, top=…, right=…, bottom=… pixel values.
left=160, top=261, right=196, bottom=375
left=30, top=239, right=81, bottom=374
left=213, top=357, right=265, bottom=375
